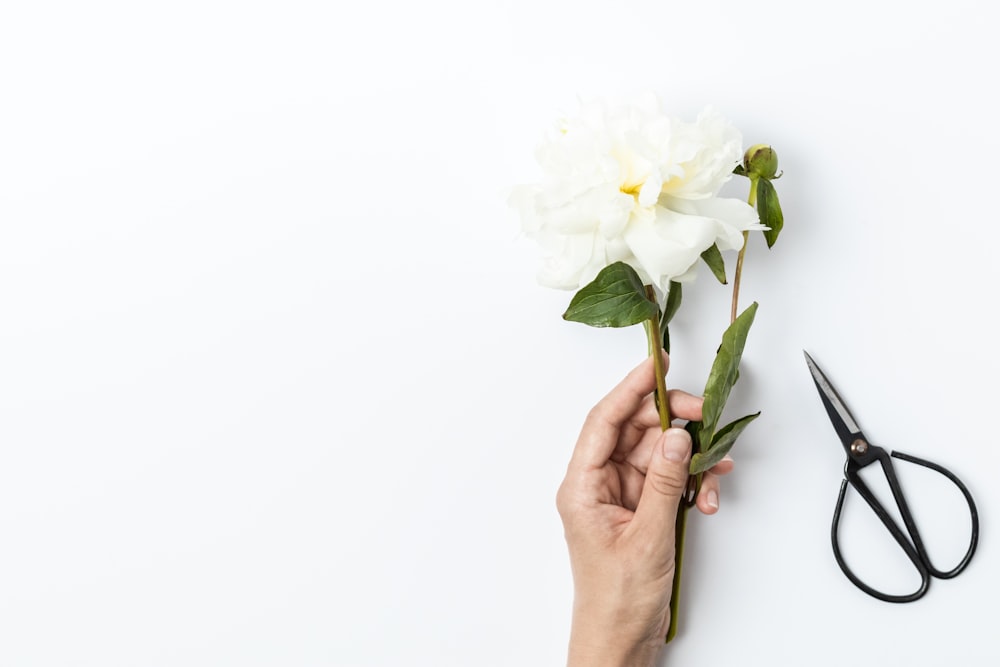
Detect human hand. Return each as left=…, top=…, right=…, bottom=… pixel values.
left=556, top=352, right=734, bottom=667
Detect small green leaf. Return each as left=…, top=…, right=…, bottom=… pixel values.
left=733, top=164, right=747, bottom=176
left=757, top=178, right=784, bottom=248
left=690, top=412, right=760, bottom=474
left=661, top=282, right=682, bottom=327
left=562, top=261, right=657, bottom=328
left=659, top=282, right=682, bottom=353
left=684, top=419, right=702, bottom=456
left=699, top=302, right=758, bottom=447
left=700, top=244, right=728, bottom=284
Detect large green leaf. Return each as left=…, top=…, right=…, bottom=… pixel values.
left=562, top=261, right=657, bottom=328
left=690, top=412, right=760, bottom=474
left=700, top=244, right=728, bottom=284
left=757, top=178, right=784, bottom=248
left=699, top=302, right=758, bottom=446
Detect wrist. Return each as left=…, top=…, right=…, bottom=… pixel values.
left=567, top=635, right=660, bottom=667
left=567, top=607, right=662, bottom=667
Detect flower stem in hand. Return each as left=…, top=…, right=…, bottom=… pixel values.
left=643, top=285, right=689, bottom=645
left=665, top=501, right=689, bottom=643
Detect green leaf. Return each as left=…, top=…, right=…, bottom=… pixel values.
left=690, top=412, right=760, bottom=474
left=661, top=282, right=682, bottom=327
left=700, top=244, right=728, bottom=284
left=733, top=164, right=747, bottom=176
left=684, top=419, right=702, bottom=457
left=562, top=261, right=657, bottom=328
left=658, top=282, right=682, bottom=353
left=757, top=178, right=784, bottom=248
left=699, top=302, right=758, bottom=447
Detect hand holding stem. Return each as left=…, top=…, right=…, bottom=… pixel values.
left=559, top=354, right=735, bottom=665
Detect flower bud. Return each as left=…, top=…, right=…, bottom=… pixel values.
left=743, top=144, right=779, bottom=179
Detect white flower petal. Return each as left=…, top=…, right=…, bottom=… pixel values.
left=598, top=191, right=635, bottom=239
left=622, top=207, right=718, bottom=290
left=680, top=197, right=764, bottom=250
left=637, top=169, right=662, bottom=207
left=510, top=93, right=757, bottom=289
left=535, top=232, right=597, bottom=289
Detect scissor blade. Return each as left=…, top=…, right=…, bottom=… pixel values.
left=803, top=351, right=862, bottom=445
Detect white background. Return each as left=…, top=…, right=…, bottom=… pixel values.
left=2, top=1, right=997, bottom=665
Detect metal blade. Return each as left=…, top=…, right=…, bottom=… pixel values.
left=803, top=351, right=862, bottom=445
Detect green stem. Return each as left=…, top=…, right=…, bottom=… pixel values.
left=665, top=463, right=701, bottom=643
left=730, top=176, right=758, bottom=324
left=643, top=286, right=671, bottom=429
left=665, top=502, right=689, bottom=643
left=644, top=285, right=690, bottom=643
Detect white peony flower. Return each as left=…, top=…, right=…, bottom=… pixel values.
left=510, top=93, right=765, bottom=293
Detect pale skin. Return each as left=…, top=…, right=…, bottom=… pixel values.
left=556, top=352, right=734, bottom=667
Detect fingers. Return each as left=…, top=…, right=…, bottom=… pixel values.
left=621, top=390, right=702, bottom=469
left=573, top=352, right=704, bottom=470
left=572, top=353, right=667, bottom=469
left=696, top=456, right=735, bottom=515
left=667, top=389, right=704, bottom=423
left=629, top=428, right=692, bottom=545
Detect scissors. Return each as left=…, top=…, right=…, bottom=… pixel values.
left=804, top=351, right=980, bottom=602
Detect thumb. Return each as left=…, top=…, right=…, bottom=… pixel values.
left=631, top=428, right=692, bottom=542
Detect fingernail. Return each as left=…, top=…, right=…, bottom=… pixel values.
left=706, top=489, right=719, bottom=510
left=661, top=428, right=690, bottom=462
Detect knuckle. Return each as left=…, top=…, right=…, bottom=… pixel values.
left=555, top=482, right=569, bottom=517
left=555, top=475, right=580, bottom=520
left=648, top=466, right=687, bottom=497
left=582, top=403, right=606, bottom=429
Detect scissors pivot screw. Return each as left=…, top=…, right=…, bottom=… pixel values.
left=850, top=439, right=868, bottom=456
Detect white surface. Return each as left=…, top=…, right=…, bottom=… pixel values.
left=1, top=1, right=997, bottom=664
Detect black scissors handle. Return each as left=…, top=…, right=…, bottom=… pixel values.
left=831, top=447, right=980, bottom=603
